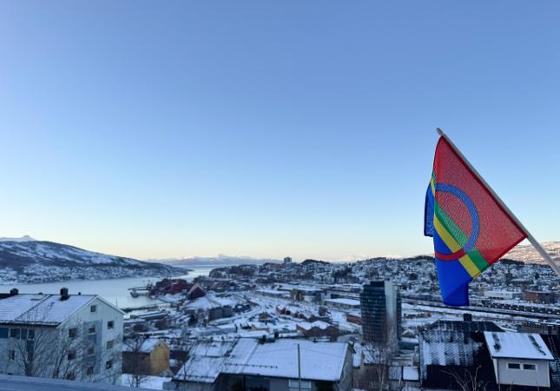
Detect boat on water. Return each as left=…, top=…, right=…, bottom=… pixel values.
left=128, top=283, right=153, bottom=298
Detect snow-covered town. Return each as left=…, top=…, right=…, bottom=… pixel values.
left=3, top=1, right=560, bottom=391
left=3, top=253, right=560, bottom=391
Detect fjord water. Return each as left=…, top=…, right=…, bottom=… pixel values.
left=4, top=266, right=213, bottom=309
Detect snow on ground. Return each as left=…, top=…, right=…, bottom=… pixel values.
left=121, top=375, right=171, bottom=390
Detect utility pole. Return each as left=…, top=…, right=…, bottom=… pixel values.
left=297, top=343, right=302, bottom=391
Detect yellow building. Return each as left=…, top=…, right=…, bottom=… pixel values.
left=123, top=338, right=170, bottom=376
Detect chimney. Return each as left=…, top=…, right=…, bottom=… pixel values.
left=60, top=287, right=69, bottom=301
left=9, top=288, right=18, bottom=296
left=463, top=313, right=473, bottom=322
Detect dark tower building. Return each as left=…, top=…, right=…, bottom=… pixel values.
left=360, top=280, right=401, bottom=346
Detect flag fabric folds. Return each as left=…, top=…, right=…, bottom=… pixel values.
left=424, top=136, right=527, bottom=306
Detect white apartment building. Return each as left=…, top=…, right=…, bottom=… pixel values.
left=0, top=288, right=124, bottom=384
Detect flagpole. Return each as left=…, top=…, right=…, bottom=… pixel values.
left=435, top=128, right=560, bottom=276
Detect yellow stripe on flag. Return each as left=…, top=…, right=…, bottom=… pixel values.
left=433, top=215, right=480, bottom=278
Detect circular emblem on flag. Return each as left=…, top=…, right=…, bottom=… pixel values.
left=434, top=183, right=480, bottom=261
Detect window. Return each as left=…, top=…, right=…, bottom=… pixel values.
left=8, top=350, right=15, bottom=360
left=523, top=363, right=537, bottom=370
left=507, top=363, right=521, bottom=370
left=87, top=346, right=95, bottom=356
left=88, top=326, right=96, bottom=334
left=9, top=328, right=20, bottom=339
left=90, top=305, right=97, bottom=313
left=0, top=328, right=8, bottom=339
left=105, top=360, right=113, bottom=369
left=20, top=329, right=28, bottom=340
left=106, top=340, right=114, bottom=349
left=288, top=379, right=312, bottom=390
left=86, top=366, right=94, bottom=376
left=107, top=320, right=114, bottom=329
left=67, top=351, right=76, bottom=361
left=27, top=329, right=34, bottom=340
left=68, top=328, right=78, bottom=338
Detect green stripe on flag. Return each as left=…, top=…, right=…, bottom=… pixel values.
left=434, top=200, right=489, bottom=271
left=467, top=249, right=489, bottom=272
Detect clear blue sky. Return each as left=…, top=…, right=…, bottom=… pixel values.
left=1, top=1, right=559, bottom=260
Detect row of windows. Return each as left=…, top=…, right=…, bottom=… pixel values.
left=288, top=379, right=312, bottom=389
left=68, top=320, right=115, bottom=339
left=12, top=362, right=114, bottom=378
left=9, top=349, right=114, bottom=374
left=507, top=362, right=537, bottom=371
left=2, top=321, right=115, bottom=342
left=0, top=328, right=35, bottom=340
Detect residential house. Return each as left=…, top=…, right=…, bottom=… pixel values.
left=166, top=338, right=353, bottom=391
left=123, top=338, right=170, bottom=376
left=183, top=294, right=235, bottom=322
left=297, top=321, right=339, bottom=341
left=484, top=331, right=554, bottom=389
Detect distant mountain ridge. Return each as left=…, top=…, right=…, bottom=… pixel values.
left=157, top=255, right=281, bottom=267
left=0, top=235, right=36, bottom=242
left=504, top=241, right=560, bottom=265
left=0, top=237, right=184, bottom=284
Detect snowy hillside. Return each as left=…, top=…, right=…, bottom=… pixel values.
left=0, top=237, right=184, bottom=284
left=505, top=241, right=560, bottom=264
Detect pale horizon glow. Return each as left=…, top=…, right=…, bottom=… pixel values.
left=1, top=2, right=559, bottom=261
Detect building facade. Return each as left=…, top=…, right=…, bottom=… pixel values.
left=0, top=288, right=124, bottom=384
left=360, top=281, right=401, bottom=346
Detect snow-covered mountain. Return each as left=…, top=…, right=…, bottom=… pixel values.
left=0, top=238, right=184, bottom=284
left=504, top=241, right=560, bottom=264
left=157, top=254, right=281, bottom=267
left=0, top=235, right=36, bottom=242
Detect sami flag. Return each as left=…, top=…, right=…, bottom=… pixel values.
left=424, top=136, right=527, bottom=306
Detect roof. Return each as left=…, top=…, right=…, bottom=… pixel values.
left=0, top=374, right=150, bottom=391
left=427, top=320, right=502, bottom=333
left=0, top=294, right=99, bottom=326
left=124, top=338, right=167, bottom=353
left=484, top=331, right=554, bottom=360
left=403, top=366, right=419, bottom=381
left=324, top=298, right=361, bottom=306
left=420, top=329, right=482, bottom=367
left=297, top=321, right=333, bottom=331
left=175, top=338, right=349, bottom=384
left=185, top=293, right=236, bottom=311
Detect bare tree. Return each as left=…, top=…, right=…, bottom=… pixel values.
left=356, top=343, right=392, bottom=391
left=7, top=306, right=122, bottom=384
left=443, top=365, right=488, bottom=391
left=123, top=336, right=151, bottom=388
left=7, top=306, right=83, bottom=380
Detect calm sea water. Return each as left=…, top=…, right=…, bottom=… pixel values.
left=4, top=267, right=213, bottom=309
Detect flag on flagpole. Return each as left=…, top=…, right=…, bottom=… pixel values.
left=424, top=136, right=527, bottom=306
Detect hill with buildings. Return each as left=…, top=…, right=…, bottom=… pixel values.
left=0, top=237, right=184, bottom=284
left=505, top=241, right=560, bottom=264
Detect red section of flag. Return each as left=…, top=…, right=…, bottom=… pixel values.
left=433, top=137, right=527, bottom=264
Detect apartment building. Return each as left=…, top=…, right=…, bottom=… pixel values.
left=0, top=288, right=124, bottom=384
